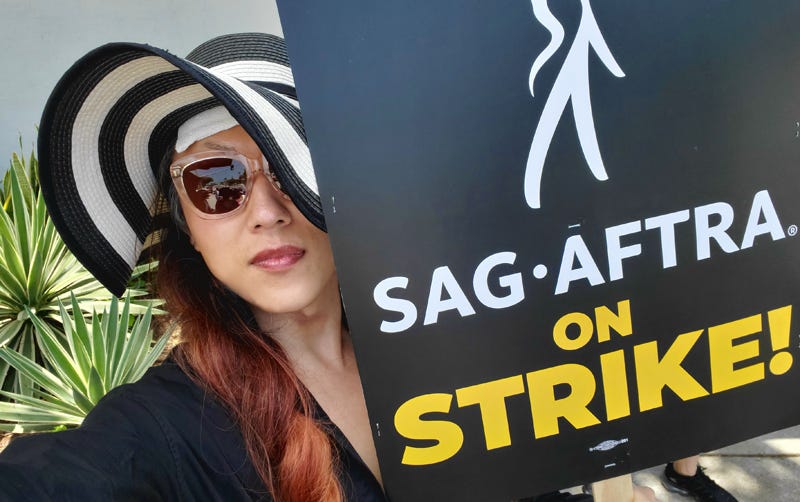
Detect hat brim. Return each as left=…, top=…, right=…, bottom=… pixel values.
left=38, top=33, right=323, bottom=297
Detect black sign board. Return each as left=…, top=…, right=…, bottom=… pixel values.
left=277, top=2, right=800, bottom=500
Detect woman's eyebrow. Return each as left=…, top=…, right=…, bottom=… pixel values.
left=202, top=141, right=237, bottom=151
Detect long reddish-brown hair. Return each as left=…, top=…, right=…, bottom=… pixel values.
left=155, top=192, right=343, bottom=502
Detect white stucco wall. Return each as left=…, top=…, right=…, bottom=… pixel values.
left=0, top=0, right=282, bottom=172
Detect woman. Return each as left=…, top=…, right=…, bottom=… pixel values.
left=0, top=33, right=656, bottom=502
left=1, top=32, right=381, bottom=502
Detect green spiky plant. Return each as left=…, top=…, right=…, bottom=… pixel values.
left=0, top=295, right=171, bottom=431
left=0, top=143, right=159, bottom=397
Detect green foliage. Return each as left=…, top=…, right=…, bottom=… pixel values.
left=2, top=138, right=38, bottom=213
left=0, top=143, right=160, bottom=397
left=0, top=295, right=171, bottom=432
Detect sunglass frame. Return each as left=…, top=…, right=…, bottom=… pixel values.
left=169, top=150, right=288, bottom=219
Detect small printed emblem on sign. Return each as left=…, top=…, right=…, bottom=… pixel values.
left=589, top=437, right=629, bottom=452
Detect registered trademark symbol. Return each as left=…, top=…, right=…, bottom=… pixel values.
left=788, top=225, right=798, bottom=236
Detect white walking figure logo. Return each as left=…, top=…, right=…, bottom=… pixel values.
left=525, top=0, right=625, bottom=209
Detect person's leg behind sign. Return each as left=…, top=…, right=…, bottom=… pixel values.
left=663, top=455, right=737, bottom=502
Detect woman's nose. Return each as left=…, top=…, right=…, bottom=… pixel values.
left=258, top=160, right=291, bottom=200
left=245, top=168, right=293, bottom=228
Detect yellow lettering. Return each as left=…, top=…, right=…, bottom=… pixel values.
left=526, top=363, right=600, bottom=438
left=394, top=393, right=464, bottom=465
left=595, top=299, right=632, bottom=343
left=553, top=312, right=594, bottom=350
left=634, top=330, right=709, bottom=411
left=456, top=375, right=525, bottom=450
left=708, top=314, right=764, bottom=393
left=599, top=350, right=631, bottom=421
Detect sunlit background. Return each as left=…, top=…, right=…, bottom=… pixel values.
left=0, top=0, right=282, bottom=173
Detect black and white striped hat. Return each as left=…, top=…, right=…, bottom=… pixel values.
left=38, top=33, right=321, bottom=297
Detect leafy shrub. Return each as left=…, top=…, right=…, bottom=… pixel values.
left=0, top=295, right=171, bottom=431
left=0, top=144, right=158, bottom=397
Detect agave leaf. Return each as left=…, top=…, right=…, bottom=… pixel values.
left=1, top=171, right=9, bottom=211
left=0, top=390, right=83, bottom=416
left=27, top=146, right=39, bottom=190
left=37, top=214, right=60, bottom=266
left=116, top=311, right=152, bottom=384
left=109, top=303, right=140, bottom=385
left=25, top=199, right=50, bottom=300
left=0, top=233, right=26, bottom=296
left=0, top=319, right=24, bottom=347
left=90, top=310, right=106, bottom=381
left=106, top=296, right=130, bottom=383
left=25, top=234, right=47, bottom=301
left=27, top=307, right=86, bottom=392
left=128, top=329, right=171, bottom=383
left=69, top=295, right=93, bottom=358
left=72, top=387, right=96, bottom=415
left=86, top=367, right=106, bottom=405
left=15, top=329, right=35, bottom=397
left=59, top=301, right=91, bottom=378
left=9, top=168, right=32, bottom=269
left=101, top=298, right=119, bottom=379
left=8, top=153, right=33, bottom=209
left=0, top=400, right=82, bottom=425
left=0, top=348, right=72, bottom=403
left=0, top=356, right=11, bottom=392
left=0, top=208, right=18, bottom=253
left=0, top=269, right=26, bottom=312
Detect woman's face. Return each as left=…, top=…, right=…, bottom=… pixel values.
left=173, top=126, right=338, bottom=324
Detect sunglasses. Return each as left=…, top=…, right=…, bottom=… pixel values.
left=170, top=151, right=290, bottom=219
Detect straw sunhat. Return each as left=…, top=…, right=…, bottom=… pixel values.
left=37, top=33, right=321, bottom=297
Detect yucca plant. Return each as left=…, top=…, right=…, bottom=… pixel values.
left=0, top=145, right=158, bottom=397
left=2, top=148, right=37, bottom=211
left=0, top=294, right=171, bottom=432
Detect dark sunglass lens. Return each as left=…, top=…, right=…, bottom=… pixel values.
left=182, top=157, right=248, bottom=215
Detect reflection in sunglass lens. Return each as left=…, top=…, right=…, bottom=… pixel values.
left=182, top=157, right=248, bottom=215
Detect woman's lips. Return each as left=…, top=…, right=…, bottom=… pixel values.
left=251, top=246, right=305, bottom=271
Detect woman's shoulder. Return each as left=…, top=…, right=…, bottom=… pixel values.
left=65, top=357, right=215, bottom=440
left=0, top=357, right=267, bottom=501
left=0, top=360, right=197, bottom=500
left=96, top=357, right=207, bottom=419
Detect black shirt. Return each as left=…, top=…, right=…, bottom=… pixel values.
left=0, top=360, right=388, bottom=501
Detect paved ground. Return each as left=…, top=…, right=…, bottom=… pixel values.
left=568, top=424, right=800, bottom=501
left=3, top=424, right=797, bottom=501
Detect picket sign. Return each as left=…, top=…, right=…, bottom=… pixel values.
left=277, top=1, right=800, bottom=500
